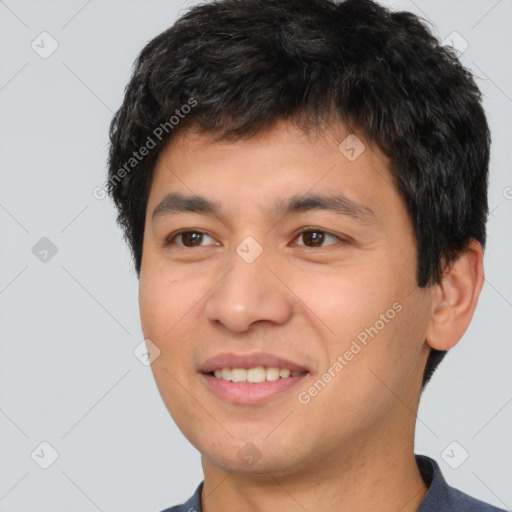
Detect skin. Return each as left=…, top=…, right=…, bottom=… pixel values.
left=139, top=118, right=484, bottom=512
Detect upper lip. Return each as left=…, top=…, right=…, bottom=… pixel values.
left=199, top=352, right=310, bottom=374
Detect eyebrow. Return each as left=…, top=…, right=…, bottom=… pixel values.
left=151, top=191, right=376, bottom=224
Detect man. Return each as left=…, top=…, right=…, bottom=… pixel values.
left=107, top=0, right=504, bottom=510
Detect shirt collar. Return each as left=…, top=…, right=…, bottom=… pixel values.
left=416, top=454, right=454, bottom=510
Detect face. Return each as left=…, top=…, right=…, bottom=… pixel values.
left=139, top=119, right=435, bottom=475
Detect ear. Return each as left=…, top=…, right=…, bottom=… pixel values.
left=425, top=240, right=485, bottom=351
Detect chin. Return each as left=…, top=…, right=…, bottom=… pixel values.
left=203, top=450, right=299, bottom=475
left=196, top=433, right=310, bottom=475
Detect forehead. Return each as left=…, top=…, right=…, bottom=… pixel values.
left=147, top=119, right=400, bottom=223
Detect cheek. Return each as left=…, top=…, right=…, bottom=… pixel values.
left=140, top=252, right=201, bottom=316
left=138, top=268, right=196, bottom=348
left=291, top=264, right=401, bottom=349
left=138, top=264, right=219, bottom=380
left=138, top=268, right=205, bottom=419
left=139, top=272, right=168, bottom=340
left=291, top=262, right=423, bottom=399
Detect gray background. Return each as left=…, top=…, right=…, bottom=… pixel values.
left=1, top=0, right=511, bottom=511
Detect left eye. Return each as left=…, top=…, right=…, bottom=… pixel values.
left=293, top=229, right=342, bottom=248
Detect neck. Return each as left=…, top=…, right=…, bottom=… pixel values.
left=200, top=424, right=427, bottom=512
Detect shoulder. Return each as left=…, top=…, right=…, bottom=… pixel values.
left=158, top=482, right=204, bottom=512
left=159, top=506, right=196, bottom=512
left=445, top=486, right=508, bottom=511
left=416, top=454, right=507, bottom=512
left=159, top=507, right=198, bottom=512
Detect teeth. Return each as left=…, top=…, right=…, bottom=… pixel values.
left=211, top=366, right=304, bottom=383
left=266, top=367, right=280, bottom=381
left=231, top=368, right=247, bottom=382
left=247, top=367, right=266, bottom=383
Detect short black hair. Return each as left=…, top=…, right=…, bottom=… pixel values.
left=107, top=0, right=490, bottom=388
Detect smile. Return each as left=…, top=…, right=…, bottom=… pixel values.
left=201, top=369, right=309, bottom=405
left=210, top=366, right=303, bottom=383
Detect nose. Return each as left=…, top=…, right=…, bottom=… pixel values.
left=204, top=247, right=294, bottom=333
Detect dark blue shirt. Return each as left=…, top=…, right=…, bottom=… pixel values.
left=160, top=455, right=507, bottom=511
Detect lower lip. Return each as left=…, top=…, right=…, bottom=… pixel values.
left=201, top=373, right=309, bottom=405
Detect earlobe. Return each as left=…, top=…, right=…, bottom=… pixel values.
left=425, top=240, right=484, bottom=351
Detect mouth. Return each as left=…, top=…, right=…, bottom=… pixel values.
left=199, top=352, right=310, bottom=405
left=206, top=366, right=306, bottom=382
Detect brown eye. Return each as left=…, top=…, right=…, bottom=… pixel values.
left=167, top=230, right=215, bottom=247
left=295, top=229, right=342, bottom=248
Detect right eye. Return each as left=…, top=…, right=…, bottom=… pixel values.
left=165, top=230, right=218, bottom=248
